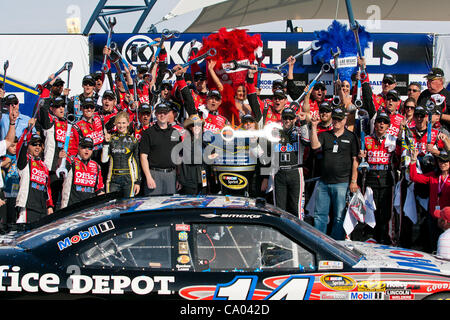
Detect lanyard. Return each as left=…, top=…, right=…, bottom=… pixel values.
left=438, top=174, right=449, bottom=197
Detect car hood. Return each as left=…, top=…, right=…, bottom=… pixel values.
left=341, top=241, right=450, bottom=276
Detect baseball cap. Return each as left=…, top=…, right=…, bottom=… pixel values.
left=425, top=67, right=445, bottom=80
left=433, top=206, right=450, bottom=223
left=139, top=103, right=152, bottom=113
left=332, top=108, right=346, bottom=120
left=160, top=80, right=173, bottom=90
left=102, top=90, right=116, bottom=100
left=383, top=74, right=396, bottom=84
left=281, top=107, right=296, bottom=119
left=50, top=96, right=65, bottom=108
left=375, top=112, right=391, bottom=124
left=29, top=134, right=43, bottom=144
left=137, top=64, right=149, bottom=74
left=207, top=90, right=222, bottom=100
left=241, top=114, right=256, bottom=123
left=155, top=103, right=171, bottom=113
left=82, top=75, right=95, bottom=86
left=81, top=97, right=96, bottom=108
left=52, top=77, right=65, bottom=86
left=4, top=94, right=19, bottom=105
left=194, top=71, right=206, bottom=81
left=319, top=101, right=332, bottom=112
left=436, top=150, right=449, bottom=162
left=93, top=71, right=103, bottom=80
left=313, top=81, right=327, bottom=90
left=386, top=89, right=400, bottom=101
left=273, top=89, right=287, bottom=99
left=272, top=79, right=285, bottom=89
left=79, top=137, right=94, bottom=149
left=414, top=105, right=427, bottom=116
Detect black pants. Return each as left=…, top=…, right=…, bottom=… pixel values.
left=273, top=168, right=304, bottom=218
left=107, top=174, right=135, bottom=198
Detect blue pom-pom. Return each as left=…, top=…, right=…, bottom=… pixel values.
left=311, top=20, right=371, bottom=86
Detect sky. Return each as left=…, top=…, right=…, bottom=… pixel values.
left=2, top=0, right=450, bottom=35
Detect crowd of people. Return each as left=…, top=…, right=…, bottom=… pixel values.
left=0, top=41, right=449, bottom=258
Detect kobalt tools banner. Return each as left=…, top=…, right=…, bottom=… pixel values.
left=88, top=33, right=433, bottom=97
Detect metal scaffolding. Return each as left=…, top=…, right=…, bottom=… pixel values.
left=83, top=0, right=157, bottom=35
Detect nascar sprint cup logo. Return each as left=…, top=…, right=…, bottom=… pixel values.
left=121, top=35, right=203, bottom=68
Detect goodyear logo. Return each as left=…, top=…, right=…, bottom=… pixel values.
left=218, top=173, right=248, bottom=190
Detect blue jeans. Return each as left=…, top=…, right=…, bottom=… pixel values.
left=313, top=180, right=349, bottom=240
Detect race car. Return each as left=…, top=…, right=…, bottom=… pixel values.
left=0, top=193, right=449, bottom=300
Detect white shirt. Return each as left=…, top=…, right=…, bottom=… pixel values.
left=437, top=228, right=450, bottom=260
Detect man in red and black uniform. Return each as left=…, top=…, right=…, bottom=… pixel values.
left=16, top=133, right=54, bottom=224
left=67, top=75, right=100, bottom=118
left=58, top=137, right=105, bottom=209
left=97, top=90, right=119, bottom=133
left=39, top=96, right=73, bottom=206
left=68, top=97, right=105, bottom=164
left=359, top=112, right=398, bottom=244
left=383, top=90, right=405, bottom=139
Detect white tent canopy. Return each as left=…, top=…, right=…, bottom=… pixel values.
left=162, top=0, right=450, bottom=32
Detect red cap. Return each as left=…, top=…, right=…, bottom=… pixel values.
left=433, top=207, right=450, bottom=223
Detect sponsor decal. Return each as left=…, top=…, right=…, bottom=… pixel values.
left=357, top=281, right=386, bottom=292
left=178, top=231, right=188, bottom=241
left=178, top=242, right=189, bottom=254
left=177, top=255, right=190, bottom=264
left=320, top=291, right=348, bottom=300
left=320, top=274, right=356, bottom=291
left=349, top=292, right=384, bottom=300
left=176, top=224, right=190, bottom=232
left=57, top=220, right=115, bottom=251
left=200, top=213, right=262, bottom=219
left=318, top=261, right=343, bottom=271
left=218, top=173, right=248, bottom=190
left=0, top=266, right=175, bottom=295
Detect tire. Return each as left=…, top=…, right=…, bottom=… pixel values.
left=423, top=292, right=450, bottom=300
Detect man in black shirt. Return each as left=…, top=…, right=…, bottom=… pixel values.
left=310, top=108, right=359, bottom=240
left=417, top=67, right=450, bottom=134
left=139, top=103, right=181, bottom=196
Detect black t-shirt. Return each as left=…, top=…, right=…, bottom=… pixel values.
left=139, top=123, right=181, bottom=169
left=417, top=87, right=450, bottom=132
left=317, top=129, right=359, bottom=184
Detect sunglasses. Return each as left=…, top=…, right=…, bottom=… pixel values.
left=375, top=119, right=390, bottom=125
left=313, top=86, right=326, bottom=91
left=82, top=105, right=96, bottom=110
left=6, top=101, right=19, bottom=106
left=83, top=82, right=95, bottom=86
left=408, top=88, right=420, bottom=92
left=382, top=80, right=395, bottom=85
left=282, top=117, right=295, bottom=121
left=80, top=146, right=93, bottom=150
left=404, top=105, right=416, bottom=110
left=140, top=111, right=152, bottom=116
left=30, top=142, right=43, bottom=147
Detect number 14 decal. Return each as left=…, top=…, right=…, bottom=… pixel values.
left=213, top=275, right=314, bottom=300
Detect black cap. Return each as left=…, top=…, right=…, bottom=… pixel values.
left=414, top=105, right=427, bottom=116
left=194, top=71, right=206, bottom=81
left=332, top=108, right=346, bottom=120
left=272, top=79, right=285, bottom=89
left=436, top=150, right=449, bottom=162
left=82, top=75, right=95, bottom=86
left=4, top=94, right=19, bottom=105
left=386, top=89, right=400, bottom=101
left=81, top=97, right=96, bottom=107
left=52, top=77, right=65, bottom=86
left=155, top=103, right=171, bottom=113
left=313, top=81, right=327, bottom=90
left=207, top=90, right=222, bottom=99
left=29, top=134, right=43, bottom=144
left=281, top=107, right=296, bottom=119
left=139, top=103, right=152, bottom=113
left=102, top=90, right=116, bottom=100
left=79, top=137, right=94, bottom=149
left=375, top=112, right=391, bottom=124
left=50, top=96, right=65, bottom=108
left=383, top=74, right=396, bottom=83
left=425, top=67, right=444, bottom=80
left=137, top=65, right=149, bottom=74
left=93, top=71, right=103, bottom=80
left=241, top=114, right=256, bottom=123
left=160, top=80, right=173, bottom=90
left=319, top=101, right=332, bottom=112
left=273, top=89, right=286, bottom=99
